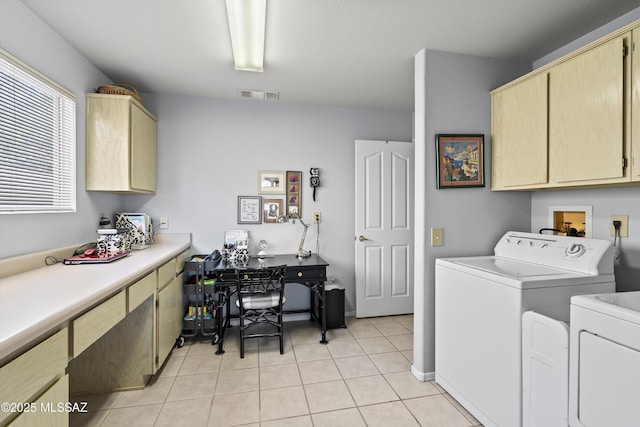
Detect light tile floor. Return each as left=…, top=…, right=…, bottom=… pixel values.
left=71, top=315, right=482, bottom=426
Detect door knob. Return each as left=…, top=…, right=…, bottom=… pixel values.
left=358, top=235, right=369, bottom=242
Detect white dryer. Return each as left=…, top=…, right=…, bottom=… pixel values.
left=569, top=291, right=640, bottom=427
left=435, top=231, right=615, bottom=427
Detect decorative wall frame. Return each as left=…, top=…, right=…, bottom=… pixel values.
left=237, top=196, right=262, bottom=224
left=258, top=170, right=286, bottom=194
left=436, top=134, right=485, bottom=189
left=286, top=171, right=302, bottom=218
left=263, top=199, right=283, bottom=223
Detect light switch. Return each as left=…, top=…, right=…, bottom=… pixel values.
left=431, top=227, right=443, bottom=247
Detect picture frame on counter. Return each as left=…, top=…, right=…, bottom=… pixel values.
left=237, top=196, right=262, bottom=224
left=258, top=170, right=286, bottom=194
left=435, top=134, right=485, bottom=189
left=286, top=170, right=302, bottom=218
left=263, top=199, right=283, bottom=223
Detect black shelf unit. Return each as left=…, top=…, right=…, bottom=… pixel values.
left=183, top=258, right=220, bottom=345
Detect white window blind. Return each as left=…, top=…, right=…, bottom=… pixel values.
left=0, top=49, right=76, bottom=213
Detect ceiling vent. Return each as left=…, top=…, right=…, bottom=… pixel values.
left=238, top=89, right=279, bottom=100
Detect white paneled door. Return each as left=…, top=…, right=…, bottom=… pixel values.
left=355, top=140, right=414, bottom=318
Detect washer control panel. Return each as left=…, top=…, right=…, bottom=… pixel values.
left=495, top=231, right=613, bottom=275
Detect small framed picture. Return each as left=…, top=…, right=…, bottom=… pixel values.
left=237, top=196, right=262, bottom=224
left=435, top=134, right=485, bottom=189
left=263, top=199, right=283, bottom=223
left=258, top=171, right=286, bottom=194
left=286, top=171, right=302, bottom=217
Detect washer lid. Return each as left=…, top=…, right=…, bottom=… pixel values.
left=572, top=291, right=640, bottom=325
left=445, top=256, right=584, bottom=280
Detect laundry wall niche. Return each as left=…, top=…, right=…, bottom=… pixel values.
left=547, top=205, right=593, bottom=238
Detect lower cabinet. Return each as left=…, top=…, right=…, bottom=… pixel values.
left=157, top=275, right=182, bottom=370
left=0, top=329, right=68, bottom=426
left=9, top=375, right=69, bottom=427
left=1, top=249, right=189, bottom=422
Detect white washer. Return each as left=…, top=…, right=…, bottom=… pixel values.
left=435, top=231, right=615, bottom=427
left=569, top=292, right=640, bottom=427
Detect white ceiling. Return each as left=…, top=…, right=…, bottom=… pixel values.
left=21, top=0, right=640, bottom=112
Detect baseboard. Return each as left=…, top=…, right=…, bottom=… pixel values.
left=284, top=313, right=314, bottom=323
left=411, top=365, right=435, bottom=382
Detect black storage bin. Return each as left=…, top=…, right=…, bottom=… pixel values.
left=315, top=279, right=346, bottom=329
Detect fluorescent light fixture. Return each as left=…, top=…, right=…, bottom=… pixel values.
left=225, top=0, right=266, bottom=72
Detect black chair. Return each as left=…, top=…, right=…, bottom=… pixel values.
left=235, top=265, right=287, bottom=358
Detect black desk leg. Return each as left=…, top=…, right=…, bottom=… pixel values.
left=320, top=281, right=328, bottom=344
left=215, top=287, right=226, bottom=355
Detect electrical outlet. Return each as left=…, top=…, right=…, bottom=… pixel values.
left=314, top=212, right=322, bottom=224
left=159, top=217, right=169, bottom=229
left=610, top=215, right=628, bottom=237
left=431, top=227, right=443, bottom=246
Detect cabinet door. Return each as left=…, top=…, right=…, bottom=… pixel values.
left=0, top=329, right=67, bottom=426
left=632, top=29, right=640, bottom=180
left=492, top=73, right=548, bottom=189
left=86, top=96, right=130, bottom=191
left=9, top=375, right=69, bottom=427
left=130, top=103, right=157, bottom=192
left=549, top=35, right=625, bottom=184
left=157, top=276, right=181, bottom=367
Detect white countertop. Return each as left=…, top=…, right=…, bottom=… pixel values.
left=0, top=235, right=190, bottom=363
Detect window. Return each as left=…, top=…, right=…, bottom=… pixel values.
left=0, top=48, right=76, bottom=213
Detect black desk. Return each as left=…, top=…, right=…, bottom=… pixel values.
left=208, top=254, right=330, bottom=355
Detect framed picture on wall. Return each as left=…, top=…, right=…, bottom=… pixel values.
left=237, top=196, right=262, bottom=224
left=263, top=199, right=283, bottom=223
left=286, top=171, right=302, bottom=218
left=435, top=134, right=484, bottom=189
left=258, top=171, right=286, bottom=194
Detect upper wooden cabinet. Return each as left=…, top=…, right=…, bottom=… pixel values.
left=492, top=73, right=548, bottom=190
left=491, top=20, right=638, bottom=191
left=86, top=94, right=157, bottom=194
left=549, top=35, right=625, bottom=185
left=632, top=28, right=640, bottom=180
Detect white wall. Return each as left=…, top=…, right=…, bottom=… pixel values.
left=531, top=7, right=640, bottom=293
left=412, top=49, right=532, bottom=378
left=120, top=93, right=413, bottom=312
left=0, top=0, right=120, bottom=258
left=533, top=7, right=640, bottom=68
